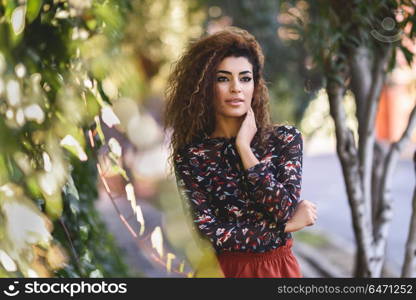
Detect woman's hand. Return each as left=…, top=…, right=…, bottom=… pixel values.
left=284, top=200, right=317, bottom=233
left=236, top=106, right=257, bottom=149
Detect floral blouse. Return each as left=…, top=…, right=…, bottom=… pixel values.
left=174, top=125, right=303, bottom=254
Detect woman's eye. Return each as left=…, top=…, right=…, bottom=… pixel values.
left=217, top=76, right=228, bottom=82
left=241, top=77, right=252, bottom=82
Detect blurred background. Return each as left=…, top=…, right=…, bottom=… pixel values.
left=0, top=0, right=415, bottom=278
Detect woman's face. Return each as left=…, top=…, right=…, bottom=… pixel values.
left=213, top=56, right=254, bottom=119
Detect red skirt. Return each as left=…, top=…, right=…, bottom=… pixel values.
left=216, top=239, right=302, bottom=278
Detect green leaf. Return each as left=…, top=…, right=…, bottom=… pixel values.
left=62, top=175, right=80, bottom=216
left=79, top=225, right=89, bottom=241
left=410, top=17, right=416, bottom=39
left=400, top=45, right=414, bottom=67
left=26, top=175, right=42, bottom=198
left=45, top=193, right=63, bottom=220
left=85, top=91, right=101, bottom=121
left=4, top=1, right=17, bottom=20
left=6, top=154, right=23, bottom=182
left=387, top=47, right=397, bottom=72
left=27, top=0, right=42, bottom=23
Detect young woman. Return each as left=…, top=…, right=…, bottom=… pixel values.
left=164, top=27, right=317, bottom=278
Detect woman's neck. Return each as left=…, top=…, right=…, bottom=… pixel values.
left=210, top=116, right=244, bottom=139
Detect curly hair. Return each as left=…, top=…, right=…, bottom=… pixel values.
left=163, top=26, right=274, bottom=173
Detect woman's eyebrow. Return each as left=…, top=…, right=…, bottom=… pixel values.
left=216, top=70, right=252, bottom=75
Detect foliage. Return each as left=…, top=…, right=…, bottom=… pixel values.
left=0, top=0, right=139, bottom=277
left=294, top=0, right=415, bottom=80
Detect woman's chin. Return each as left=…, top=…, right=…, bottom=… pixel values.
left=221, top=109, right=247, bottom=118
left=225, top=113, right=246, bottom=119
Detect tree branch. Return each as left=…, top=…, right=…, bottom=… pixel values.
left=376, top=102, right=416, bottom=241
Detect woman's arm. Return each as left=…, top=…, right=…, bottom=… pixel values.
left=238, top=128, right=317, bottom=233
left=174, top=150, right=287, bottom=253
left=238, top=126, right=303, bottom=225
left=284, top=200, right=317, bottom=232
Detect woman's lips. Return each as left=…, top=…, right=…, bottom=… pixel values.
left=225, top=99, right=244, bottom=106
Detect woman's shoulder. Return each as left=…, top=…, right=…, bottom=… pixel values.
left=270, top=124, right=302, bottom=141
left=265, top=124, right=302, bottom=151
left=175, top=140, right=211, bottom=167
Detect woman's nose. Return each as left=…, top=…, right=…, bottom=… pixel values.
left=230, top=78, right=242, bottom=93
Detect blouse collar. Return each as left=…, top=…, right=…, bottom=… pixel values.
left=199, top=132, right=236, bottom=145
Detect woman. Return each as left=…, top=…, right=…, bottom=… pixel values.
left=164, top=26, right=317, bottom=278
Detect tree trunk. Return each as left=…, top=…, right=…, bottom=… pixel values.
left=402, top=151, right=416, bottom=277
left=376, top=103, right=416, bottom=277
left=327, top=78, right=373, bottom=277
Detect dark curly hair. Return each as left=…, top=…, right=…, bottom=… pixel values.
left=163, top=26, right=274, bottom=172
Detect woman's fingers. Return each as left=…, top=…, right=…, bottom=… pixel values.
left=303, top=200, right=318, bottom=226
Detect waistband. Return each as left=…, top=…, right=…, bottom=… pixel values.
left=217, top=239, right=294, bottom=263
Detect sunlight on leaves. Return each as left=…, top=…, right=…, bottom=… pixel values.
left=108, top=138, right=122, bottom=158
left=151, top=226, right=164, bottom=258
left=15, top=63, right=26, bottom=78
left=27, top=269, right=39, bottom=278
left=16, top=108, right=25, bottom=126
left=166, top=252, right=176, bottom=273
left=135, top=205, right=145, bottom=236
left=6, top=80, right=21, bottom=107
left=11, top=6, right=26, bottom=35
left=24, top=104, right=45, bottom=124
left=39, top=172, right=58, bottom=196
left=179, top=260, right=185, bottom=273
left=102, top=78, right=118, bottom=100
left=101, top=106, right=120, bottom=128
left=125, top=183, right=137, bottom=213
left=0, top=79, right=4, bottom=95
left=60, top=135, right=88, bottom=161
left=2, top=198, right=52, bottom=252
left=0, top=250, right=17, bottom=272
left=55, top=9, right=69, bottom=19
left=89, top=269, right=104, bottom=278
left=0, top=184, right=15, bottom=197
left=42, top=152, right=52, bottom=172
left=0, top=53, right=5, bottom=74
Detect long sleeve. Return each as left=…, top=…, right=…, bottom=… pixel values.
left=174, top=150, right=286, bottom=253
left=244, top=126, right=303, bottom=225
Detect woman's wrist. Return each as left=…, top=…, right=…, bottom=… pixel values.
left=284, top=220, right=304, bottom=233
left=236, top=142, right=250, bottom=152
left=237, top=143, right=259, bottom=170
left=284, top=221, right=293, bottom=233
